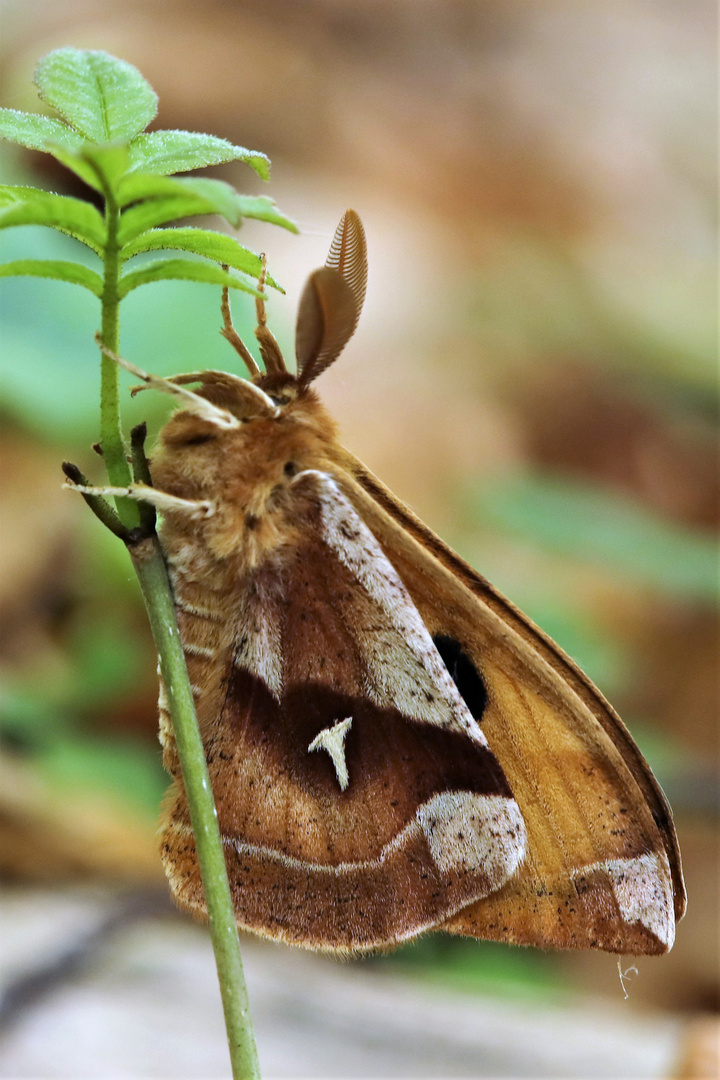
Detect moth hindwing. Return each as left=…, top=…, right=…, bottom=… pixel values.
left=125, top=209, right=683, bottom=954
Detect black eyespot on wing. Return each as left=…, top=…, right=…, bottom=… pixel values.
left=432, top=635, right=488, bottom=723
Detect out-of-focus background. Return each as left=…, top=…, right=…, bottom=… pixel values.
left=0, top=2, right=717, bottom=1078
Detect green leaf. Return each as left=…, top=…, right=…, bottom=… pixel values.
left=121, top=226, right=279, bottom=285
left=117, top=179, right=252, bottom=243
left=0, top=107, right=84, bottom=154
left=0, top=224, right=265, bottom=441
left=81, top=143, right=131, bottom=187
left=234, top=194, right=298, bottom=233
left=0, top=185, right=105, bottom=253
left=49, top=143, right=131, bottom=195
left=118, top=196, right=231, bottom=245
left=118, top=174, right=242, bottom=222
left=34, top=48, right=158, bottom=143
left=43, top=147, right=100, bottom=191
left=128, top=130, right=269, bottom=180
left=119, top=257, right=261, bottom=298
left=117, top=177, right=296, bottom=239
left=0, top=258, right=102, bottom=295
left=473, top=473, right=719, bottom=603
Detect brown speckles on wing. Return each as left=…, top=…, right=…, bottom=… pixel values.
left=332, top=454, right=682, bottom=954
left=161, top=469, right=525, bottom=951
left=444, top=679, right=675, bottom=954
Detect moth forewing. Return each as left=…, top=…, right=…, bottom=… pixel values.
left=144, top=208, right=682, bottom=956
left=325, top=449, right=684, bottom=954
left=158, top=454, right=528, bottom=950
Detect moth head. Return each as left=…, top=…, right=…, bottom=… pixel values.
left=107, top=211, right=367, bottom=470
left=224, top=209, right=368, bottom=395
left=152, top=209, right=367, bottom=450
left=154, top=371, right=281, bottom=479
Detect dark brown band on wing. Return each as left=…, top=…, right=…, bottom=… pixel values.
left=226, top=666, right=512, bottom=822
left=162, top=664, right=523, bottom=949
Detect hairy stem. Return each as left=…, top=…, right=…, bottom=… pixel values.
left=99, top=186, right=137, bottom=526
left=95, top=180, right=261, bottom=1078
left=130, top=537, right=261, bottom=1080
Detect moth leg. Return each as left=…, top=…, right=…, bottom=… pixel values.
left=95, top=334, right=239, bottom=430
left=219, top=259, right=286, bottom=377
left=63, top=479, right=214, bottom=518
left=219, top=270, right=262, bottom=378
left=253, top=254, right=286, bottom=375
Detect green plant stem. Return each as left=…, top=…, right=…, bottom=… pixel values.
left=100, top=187, right=137, bottom=526
left=130, top=536, right=261, bottom=1080
left=97, top=177, right=261, bottom=1078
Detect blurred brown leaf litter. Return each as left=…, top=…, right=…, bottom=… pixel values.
left=0, top=0, right=717, bottom=1033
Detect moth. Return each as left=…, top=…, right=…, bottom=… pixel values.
left=71, top=210, right=684, bottom=955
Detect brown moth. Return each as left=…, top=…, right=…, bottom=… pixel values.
left=76, top=211, right=684, bottom=955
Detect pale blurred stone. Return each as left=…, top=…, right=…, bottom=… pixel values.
left=0, top=886, right=684, bottom=1079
